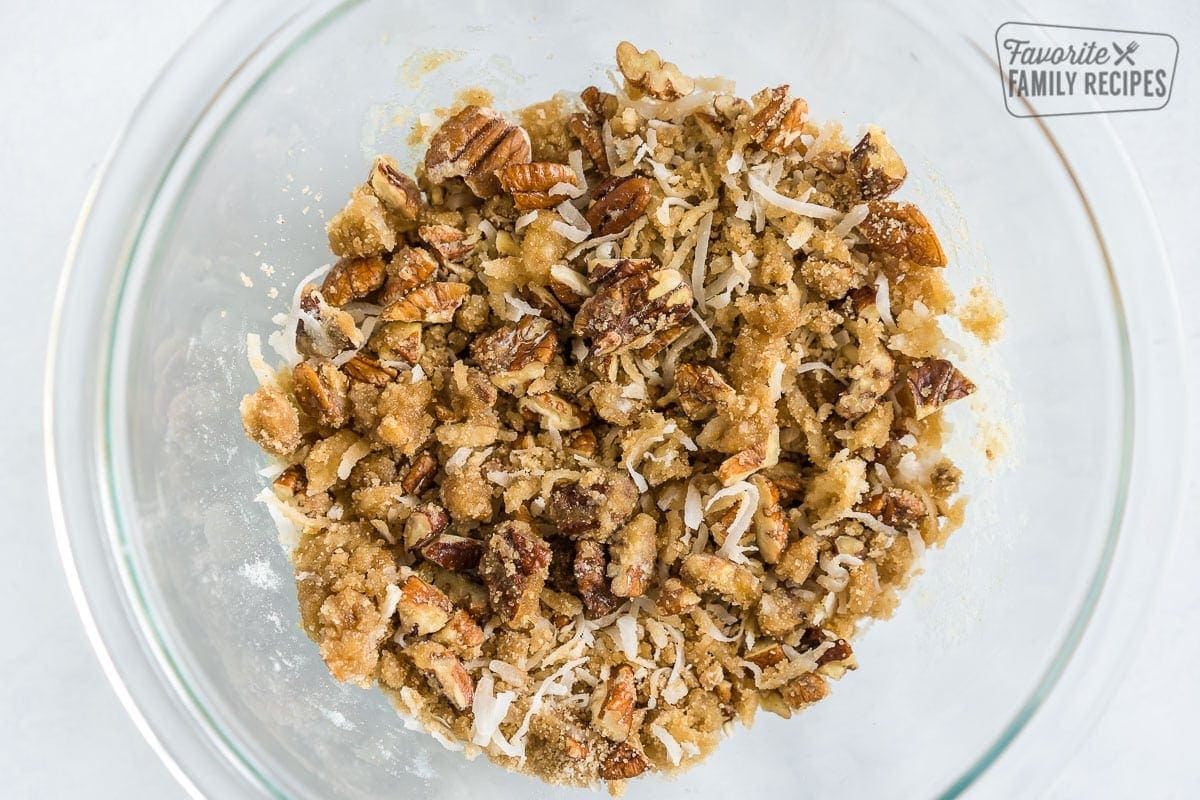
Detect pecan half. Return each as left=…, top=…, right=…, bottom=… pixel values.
left=751, top=475, right=788, bottom=564
left=608, top=514, right=656, bottom=598
left=407, top=640, right=474, bottom=710
left=341, top=353, right=399, bottom=386
left=901, top=358, right=976, bottom=419
left=849, top=126, right=907, bottom=200
left=378, top=246, right=439, bottom=305
left=380, top=282, right=471, bottom=324
left=573, top=257, right=693, bottom=357
left=470, top=315, right=558, bottom=392
left=679, top=553, right=762, bottom=607
left=857, top=201, right=947, bottom=267
left=401, top=451, right=438, bottom=494
left=424, top=105, right=532, bottom=198
left=320, top=256, right=387, bottom=307
left=615, top=41, right=694, bottom=101
left=395, top=575, right=453, bottom=635
left=496, top=162, right=579, bottom=211
left=519, top=392, right=587, bottom=431
left=478, top=521, right=552, bottom=629
left=567, top=113, right=609, bottom=172
left=860, top=487, right=926, bottom=529
left=594, top=664, right=637, bottom=742
left=674, top=364, right=735, bottom=420
left=418, top=224, right=473, bottom=264
left=584, top=176, right=652, bottom=237
left=546, top=469, right=639, bottom=540
left=292, top=358, right=349, bottom=428
left=598, top=742, right=649, bottom=780
left=419, top=534, right=484, bottom=571
left=748, top=85, right=808, bottom=154
left=574, top=540, right=621, bottom=619
left=368, top=155, right=423, bottom=226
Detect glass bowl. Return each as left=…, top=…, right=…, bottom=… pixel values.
left=45, top=1, right=1187, bottom=798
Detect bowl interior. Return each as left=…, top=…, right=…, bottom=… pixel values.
left=105, top=1, right=1127, bottom=797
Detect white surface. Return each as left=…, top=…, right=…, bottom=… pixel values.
left=0, top=1, right=1195, bottom=797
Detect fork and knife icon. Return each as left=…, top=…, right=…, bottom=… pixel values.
left=1113, top=40, right=1139, bottom=66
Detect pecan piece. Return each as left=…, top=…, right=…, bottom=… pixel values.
left=901, top=358, right=976, bottom=419
left=584, top=176, right=652, bottom=237
left=748, top=85, right=808, bottom=154
left=593, top=664, right=638, bottom=742
left=407, top=640, right=474, bottom=711
left=292, top=358, right=349, bottom=428
left=745, top=641, right=787, bottom=669
left=574, top=540, right=621, bottom=619
left=326, top=186, right=396, bottom=258
left=240, top=385, right=302, bottom=456
left=817, top=638, right=854, bottom=666
left=380, top=282, right=471, bottom=324
left=478, top=521, right=552, bottom=629
left=401, top=451, right=438, bottom=494
left=860, top=487, right=926, bottom=529
left=546, top=468, right=639, bottom=540
left=272, top=464, right=307, bottom=496
left=420, top=534, right=484, bottom=571
left=750, top=475, right=788, bottom=565
left=378, top=246, right=439, bottom=305
left=679, top=553, right=762, bottom=607
left=548, top=264, right=593, bottom=309
left=573, top=257, right=693, bottom=357
left=370, top=321, right=424, bottom=365
left=470, top=315, right=557, bottom=392
left=849, top=126, right=907, bottom=200
left=295, top=286, right=361, bottom=359
left=857, top=201, right=947, bottom=267
left=615, top=41, right=694, bottom=101
left=519, top=392, right=587, bottom=431
left=716, top=433, right=779, bottom=486
left=779, top=672, right=828, bottom=710
left=598, top=742, right=649, bottom=780
left=424, top=105, right=531, bottom=198
left=775, top=536, right=820, bottom=585
left=395, top=575, right=453, bottom=635
left=341, top=353, right=399, bottom=386
left=320, top=256, right=387, bottom=307
left=431, top=609, right=485, bottom=656
left=654, top=577, right=700, bottom=616
left=608, top=514, right=657, bottom=598
left=581, top=85, right=618, bottom=119
left=673, top=364, right=735, bottom=420
left=403, top=502, right=450, bottom=550
left=418, top=224, right=473, bottom=264
left=496, top=162, right=579, bottom=211
left=567, top=112, right=609, bottom=172
left=368, top=155, right=422, bottom=226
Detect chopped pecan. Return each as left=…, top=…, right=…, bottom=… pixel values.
left=326, top=186, right=396, bottom=258
left=378, top=246, right=439, bottom=305
left=750, top=475, right=788, bottom=564
left=860, top=487, right=926, bottom=529
left=849, top=126, right=907, bottom=200
left=424, top=105, right=532, bottom=198
left=320, top=256, right=387, bottom=307
left=901, top=358, right=975, bottom=419
left=581, top=85, right=618, bottom=119
left=370, top=321, right=424, bottom=365
left=296, top=286, right=361, bottom=358
left=479, top=521, right=552, bottom=629
left=546, top=468, right=639, bottom=540
left=496, top=162, right=579, bottom=210
left=608, top=514, right=657, bottom=598
left=858, top=201, right=947, bottom=267
left=240, top=385, right=302, bottom=457
left=519, top=392, right=587, bottom=431
left=548, top=264, right=593, bottom=309
left=756, top=589, right=806, bottom=638
left=470, top=315, right=558, bottom=392
left=594, top=664, right=638, bottom=742
left=716, top=434, right=778, bottom=486
left=775, top=536, right=820, bottom=585
left=598, top=741, right=649, bottom=780
left=817, top=638, right=854, bottom=666
left=292, top=358, right=350, bottom=428
left=615, top=41, right=694, bottom=101
left=574, top=540, right=621, bottom=619
left=679, top=553, right=762, bottom=607
left=836, top=320, right=895, bottom=420
left=407, top=640, right=474, bottom=710
left=654, top=577, right=701, bottom=616
left=567, top=112, right=609, bottom=172
left=272, top=464, right=307, bottom=496
left=342, top=353, right=399, bottom=386
left=401, top=451, right=438, bottom=494
left=380, top=282, right=471, bottom=324
left=748, top=85, right=808, bottom=154
left=779, top=672, right=828, bottom=709
left=403, top=502, right=450, bottom=550
left=368, top=155, right=422, bottom=226
left=418, top=224, right=473, bottom=263
left=419, top=534, right=484, bottom=571
left=674, top=364, right=735, bottom=420
left=395, top=575, right=453, bottom=635
left=584, top=176, right=652, bottom=237
left=574, top=257, right=693, bottom=357
left=431, top=609, right=485, bottom=656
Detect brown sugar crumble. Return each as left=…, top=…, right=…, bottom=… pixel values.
left=241, top=41, right=984, bottom=791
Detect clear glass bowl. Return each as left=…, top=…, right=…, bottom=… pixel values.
left=45, top=1, right=1187, bottom=798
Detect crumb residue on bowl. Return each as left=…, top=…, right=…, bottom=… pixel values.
left=959, top=284, right=1006, bottom=344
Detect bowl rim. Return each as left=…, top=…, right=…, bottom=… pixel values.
left=43, top=1, right=1190, bottom=798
